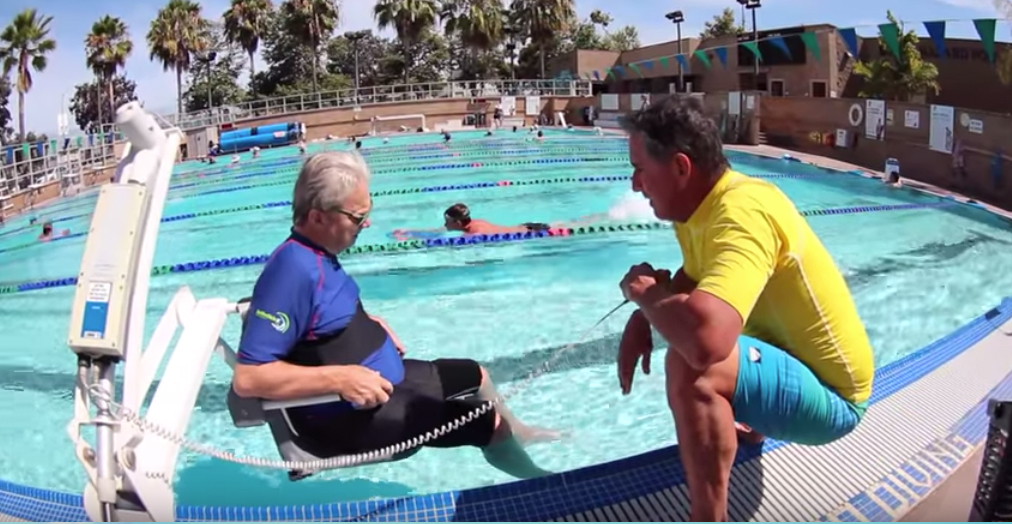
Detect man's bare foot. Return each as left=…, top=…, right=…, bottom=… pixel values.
left=735, top=422, right=765, bottom=446
left=516, top=426, right=566, bottom=446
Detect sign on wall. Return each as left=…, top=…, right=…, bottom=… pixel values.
left=904, top=110, right=920, bottom=129
left=601, top=94, right=620, bottom=111
left=631, top=93, right=651, bottom=111
left=500, top=96, right=517, bottom=116
left=728, top=92, right=742, bottom=115
left=835, top=129, right=849, bottom=148
left=865, top=100, right=886, bottom=140
left=969, top=119, right=984, bottom=134
left=524, top=96, right=541, bottom=116
left=929, top=105, right=955, bottom=154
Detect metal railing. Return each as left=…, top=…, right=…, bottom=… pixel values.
left=0, top=140, right=119, bottom=204
left=163, top=79, right=593, bottom=131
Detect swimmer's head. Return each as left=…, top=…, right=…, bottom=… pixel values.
left=512, top=126, right=518, bottom=132
left=355, top=141, right=362, bottom=149
left=443, top=203, right=471, bottom=231
left=42, top=222, right=53, bottom=235
left=537, top=130, right=544, bottom=138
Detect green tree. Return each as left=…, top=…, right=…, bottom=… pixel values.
left=69, top=75, right=138, bottom=133
left=374, top=0, right=440, bottom=83
left=700, top=8, right=742, bottom=39
left=147, top=0, right=210, bottom=114
left=0, top=8, right=57, bottom=141
left=251, top=9, right=346, bottom=96
left=853, top=11, right=940, bottom=101
left=279, top=0, right=339, bottom=92
left=994, top=0, right=1012, bottom=87
left=441, top=0, right=504, bottom=78
left=184, top=23, right=248, bottom=111
left=223, top=0, right=274, bottom=80
left=327, top=31, right=391, bottom=87
left=380, top=30, right=451, bottom=83
left=0, top=75, right=12, bottom=144
left=85, top=16, right=133, bottom=132
left=509, top=0, right=575, bottom=77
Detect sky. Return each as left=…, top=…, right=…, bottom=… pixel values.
left=0, top=0, right=1006, bottom=136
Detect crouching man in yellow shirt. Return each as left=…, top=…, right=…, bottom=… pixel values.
left=616, top=96, right=875, bottom=521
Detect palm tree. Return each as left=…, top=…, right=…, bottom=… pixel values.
left=441, top=0, right=504, bottom=78
left=223, top=0, right=274, bottom=80
left=85, top=16, right=133, bottom=134
left=147, top=0, right=209, bottom=115
left=279, top=0, right=339, bottom=92
left=374, top=0, right=439, bottom=83
left=509, top=0, right=574, bottom=78
left=0, top=8, right=57, bottom=142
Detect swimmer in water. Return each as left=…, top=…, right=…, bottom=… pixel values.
left=251, top=146, right=261, bottom=159
left=355, top=141, right=363, bottom=150
left=298, top=139, right=307, bottom=155
left=443, top=131, right=452, bottom=143
left=391, top=204, right=608, bottom=240
left=38, top=221, right=70, bottom=242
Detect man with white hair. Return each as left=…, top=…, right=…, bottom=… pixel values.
left=232, top=152, right=556, bottom=478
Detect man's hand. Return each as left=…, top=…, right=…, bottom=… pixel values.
left=330, top=365, right=394, bottom=408
left=617, top=310, right=654, bottom=395
left=619, top=263, right=672, bottom=305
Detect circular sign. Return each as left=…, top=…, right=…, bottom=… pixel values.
left=959, top=112, right=970, bottom=127
left=848, top=104, right=864, bottom=126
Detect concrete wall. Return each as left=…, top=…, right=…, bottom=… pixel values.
left=761, top=96, right=1012, bottom=209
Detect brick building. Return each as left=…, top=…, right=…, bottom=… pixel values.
left=551, top=25, right=1012, bottom=114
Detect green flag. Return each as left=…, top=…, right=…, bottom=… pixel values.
left=800, top=31, right=821, bottom=61
left=741, top=41, right=762, bottom=62
left=693, top=49, right=712, bottom=69
left=879, top=23, right=901, bottom=60
left=75, top=136, right=83, bottom=148
left=659, top=56, right=669, bottom=69
left=21, top=143, right=29, bottom=158
left=628, top=63, right=642, bottom=77
left=974, top=18, right=997, bottom=62
left=49, top=139, right=56, bottom=154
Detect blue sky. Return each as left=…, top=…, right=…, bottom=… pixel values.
left=0, top=0, right=1004, bottom=136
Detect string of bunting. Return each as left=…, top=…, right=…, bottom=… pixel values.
left=564, top=18, right=1003, bottom=81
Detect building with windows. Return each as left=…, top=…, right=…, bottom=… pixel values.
left=550, top=24, right=1012, bottom=114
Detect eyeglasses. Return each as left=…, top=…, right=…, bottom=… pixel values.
left=330, top=200, right=372, bottom=228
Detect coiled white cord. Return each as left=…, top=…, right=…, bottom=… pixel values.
left=87, top=300, right=631, bottom=474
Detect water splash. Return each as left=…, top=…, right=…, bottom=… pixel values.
left=607, top=191, right=655, bottom=222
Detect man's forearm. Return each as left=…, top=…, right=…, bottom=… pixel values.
left=636, top=288, right=709, bottom=369
left=234, top=360, right=343, bottom=400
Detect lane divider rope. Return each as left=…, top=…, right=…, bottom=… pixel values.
left=0, top=201, right=959, bottom=296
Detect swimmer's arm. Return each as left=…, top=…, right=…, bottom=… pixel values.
left=638, top=210, right=778, bottom=370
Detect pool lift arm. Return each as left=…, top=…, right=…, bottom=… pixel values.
left=65, top=103, right=360, bottom=522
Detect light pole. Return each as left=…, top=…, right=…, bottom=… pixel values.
left=737, top=0, right=761, bottom=90
left=665, top=10, right=685, bottom=92
left=345, top=31, right=367, bottom=93
left=196, top=51, right=218, bottom=114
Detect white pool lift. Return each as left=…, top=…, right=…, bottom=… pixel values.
left=65, top=103, right=385, bottom=522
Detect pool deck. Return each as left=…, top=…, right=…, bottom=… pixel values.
left=1, top=143, right=1010, bottom=522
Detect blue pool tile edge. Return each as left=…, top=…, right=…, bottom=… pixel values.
left=1, top=296, right=1010, bottom=523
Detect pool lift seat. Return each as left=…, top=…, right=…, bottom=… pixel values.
left=225, top=298, right=419, bottom=482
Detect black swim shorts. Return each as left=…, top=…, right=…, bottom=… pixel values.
left=290, top=359, right=498, bottom=457
left=522, top=222, right=551, bottom=232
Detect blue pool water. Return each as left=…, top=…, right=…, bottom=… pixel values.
left=1, top=129, right=1011, bottom=506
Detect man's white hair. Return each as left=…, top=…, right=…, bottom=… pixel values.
left=292, top=151, right=371, bottom=224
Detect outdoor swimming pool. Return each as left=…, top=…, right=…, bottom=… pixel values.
left=0, top=129, right=1010, bottom=507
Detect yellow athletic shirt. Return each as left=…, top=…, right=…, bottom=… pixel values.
left=674, top=170, right=874, bottom=404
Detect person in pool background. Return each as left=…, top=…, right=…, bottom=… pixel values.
left=615, top=96, right=875, bottom=521
left=38, top=221, right=70, bottom=241
left=391, top=203, right=607, bottom=240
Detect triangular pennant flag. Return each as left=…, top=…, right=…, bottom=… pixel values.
left=741, top=41, right=762, bottom=62
left=714, top=47, right=728, bottom=67
left=768, top=36, right=792, bottom=59
left=923, top=21, right=947, bottom=58
left=21, top=143, right=29, bottom=157
left=974, top=18, right=997, bottom=62
left=628, top=63, right=642, bottom=77
left=49, top=139, right=56, bottom=153
left=878, top=23, right=901, bottom=60
left=604, top=68, right=614, bottom=79
left=592, top=70, right=601, bottom=81
left=800, top=32, right=821, bottom=61
left=694, top=49, right=712, bottom=69
left=839, top=28, right=859, bottom=56
left=675, top=54, right=688, bottom=71
left=659, top=56, right=669, bottom=69
left=612, top=65, right=624, bottom=77
left=642, top=60, right=654, bottom=70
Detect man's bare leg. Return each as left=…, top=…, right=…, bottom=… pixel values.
left=475, top=366, right=562, bottom=445
left=665, top=344, right=742, bottom=522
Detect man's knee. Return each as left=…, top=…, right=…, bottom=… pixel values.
left=664, top=345, right=739, bottom=408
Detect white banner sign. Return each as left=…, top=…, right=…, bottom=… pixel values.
left=865, top=100, right=886, bottom=140
left=929, top=105, right=955, bottom=154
